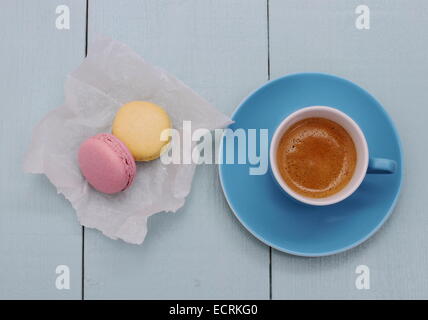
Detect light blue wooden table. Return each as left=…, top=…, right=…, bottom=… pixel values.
left=1, top=0, right=427, bottom=299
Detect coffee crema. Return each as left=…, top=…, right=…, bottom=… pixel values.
left=276, top=117, right=357, bottom=198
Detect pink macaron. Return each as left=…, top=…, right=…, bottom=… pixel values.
left=78, top=133, right=137, bottom=194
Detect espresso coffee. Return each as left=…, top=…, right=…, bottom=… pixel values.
left=276, top=117, right=357, bottom=198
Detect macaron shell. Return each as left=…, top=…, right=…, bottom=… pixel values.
left=112, top=101, right=172, bottom=161
left=78, top=133, right=136, bottom=194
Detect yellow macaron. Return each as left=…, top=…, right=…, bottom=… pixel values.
left=112, top=101, right=172, bottom=161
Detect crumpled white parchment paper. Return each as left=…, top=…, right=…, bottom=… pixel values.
left=23, top=36, right=232, bottom=244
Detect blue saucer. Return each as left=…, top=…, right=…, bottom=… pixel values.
left=219, top=73, right=403, bottom=256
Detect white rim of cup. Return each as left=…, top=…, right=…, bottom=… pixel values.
left=269, top=106, right=369, bottom=206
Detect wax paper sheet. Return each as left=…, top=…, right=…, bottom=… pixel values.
left=23, top=37, right=232, bottom=244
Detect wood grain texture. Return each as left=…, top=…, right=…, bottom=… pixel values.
left=0, top=0, right=85, bottom=299
left=2, top=0, right=426, bottom=300
left=84, top=0, right=269, bottom=299
left=270, top=0, right=428, bottom=299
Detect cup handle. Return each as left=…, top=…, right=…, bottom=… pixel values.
left=367, top=157, right=396, bottom=174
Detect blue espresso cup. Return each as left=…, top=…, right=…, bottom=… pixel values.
left=270, top=106, right=396, bottom=206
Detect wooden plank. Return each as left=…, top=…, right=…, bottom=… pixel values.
left=0, top=0, right=86, bottom=299
left=85, top=0, right=269, bottom=299
left=270, top=0, right=428, bottom=299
